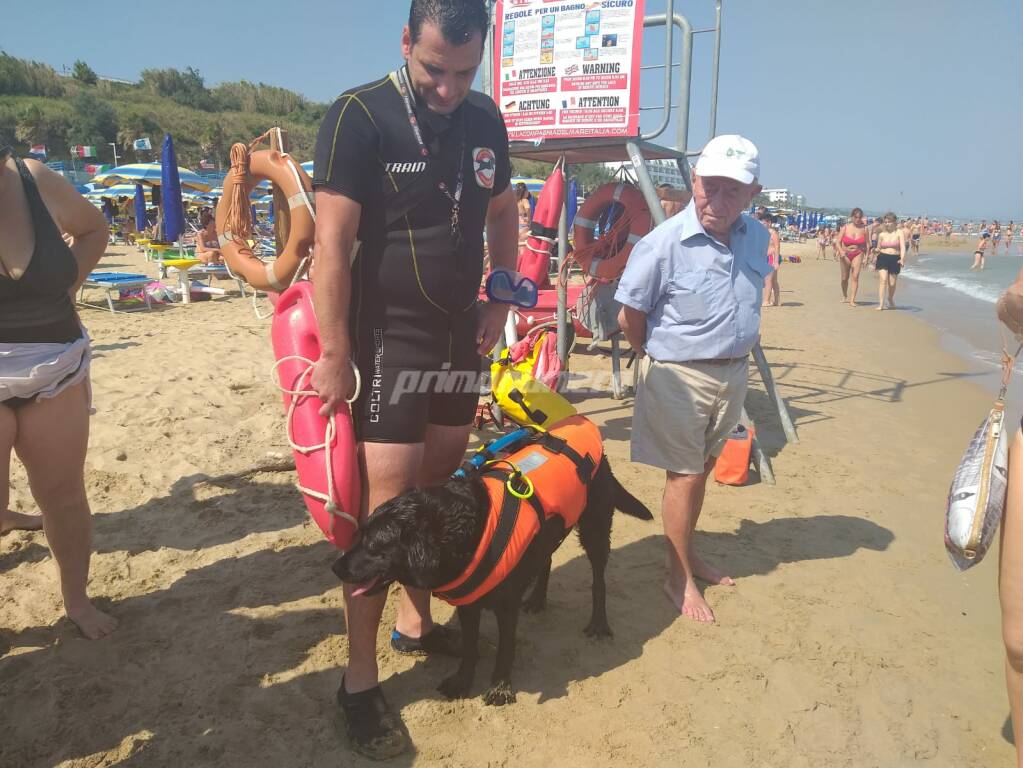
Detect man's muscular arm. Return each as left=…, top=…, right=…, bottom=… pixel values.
left=476, top=185, right=518, bottom=354
left=310, top=188, right=361, bottom=415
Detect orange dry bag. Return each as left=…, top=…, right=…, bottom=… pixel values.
left=714, top=424, right=755, bottom=486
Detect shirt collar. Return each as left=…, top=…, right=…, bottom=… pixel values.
left=678, top=201, right=748, bottom=246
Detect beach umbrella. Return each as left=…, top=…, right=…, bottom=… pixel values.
left=511, top=177, right=546, bottom=195
left=93, top=162, right=212, bottom=192
left=301, top=161, right=314, bottom=176
left=134, top=183, right=147, bottom=232
left=160, top=134, right=185, bottom=242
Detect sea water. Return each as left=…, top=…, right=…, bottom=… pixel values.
left=896, top=245, right=1023, bottom=419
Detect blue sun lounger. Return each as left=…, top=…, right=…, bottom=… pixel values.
left=78, top=272, right=153, bottom=314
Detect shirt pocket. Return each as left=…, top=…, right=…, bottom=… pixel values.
left=666, top=270, right=708, bottom=323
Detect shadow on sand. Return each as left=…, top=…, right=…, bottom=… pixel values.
left=0, top=511, right=891, bottom=767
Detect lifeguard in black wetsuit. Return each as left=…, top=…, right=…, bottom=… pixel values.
left=0, top=146, right=115, bottom=639
left=309, top=0, right=520, bottom=759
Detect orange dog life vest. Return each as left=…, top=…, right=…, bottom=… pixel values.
left=435, top=415, right=604, bottom=606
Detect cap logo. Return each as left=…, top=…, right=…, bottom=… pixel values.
left=726, top=148, right=747, bottom=159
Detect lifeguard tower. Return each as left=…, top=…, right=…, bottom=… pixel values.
left=484, top=0, right=797, bottom=483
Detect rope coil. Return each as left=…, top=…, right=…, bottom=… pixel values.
left=271, top=355, right=362, bottom=538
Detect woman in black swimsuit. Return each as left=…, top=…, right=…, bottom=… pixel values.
left=0, top=146, right=115, bottom=638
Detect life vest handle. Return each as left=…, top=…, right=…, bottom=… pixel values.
left=453, top=427, right=535, bottom=478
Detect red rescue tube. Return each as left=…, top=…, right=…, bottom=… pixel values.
left=271, top=281, right=360, bottom=550
left=516, top=164, right=565, bottom=289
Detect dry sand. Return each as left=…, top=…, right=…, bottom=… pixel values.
left=0, top=240, right=1014, bottom=766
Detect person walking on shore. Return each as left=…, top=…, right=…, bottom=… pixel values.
left=757, top=209, right=781, bottom=306
left=836, top=208, right=869, bottom=306
left=1005, top=220, right=1015, bottom=255
left=971, top=231, right=991, bottom=270
left=0, top=146, right=116, bottom=639
left=874, top=212, right=905, bottom=310
left=310, top=0, right=516, bottom=758
left=616, top=134, right=770, bottom=624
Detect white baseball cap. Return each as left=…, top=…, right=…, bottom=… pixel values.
left=694, top=135, right=760, bottom=185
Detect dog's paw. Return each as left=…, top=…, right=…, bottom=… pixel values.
left=437, top=674, right=473, bottom=700
left=482, top=681, right=516, bottom=706
left=583, top=620, right=613, bottom=639
left=521, top=594, right=547, bottom=614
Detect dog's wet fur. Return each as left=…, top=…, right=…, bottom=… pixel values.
left=333, top=457, right=653, bottom=705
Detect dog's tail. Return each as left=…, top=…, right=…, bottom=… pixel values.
left=606, top=461, right=654, bottom=521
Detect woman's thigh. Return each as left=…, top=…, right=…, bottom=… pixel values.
left=13, top=381, right=90, bottom=510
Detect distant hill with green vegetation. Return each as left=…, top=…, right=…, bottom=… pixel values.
left=0, top=52, right=327, bottom=170
left=0, top=52, right=612, bottom=188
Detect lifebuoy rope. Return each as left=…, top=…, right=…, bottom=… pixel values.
left=271, top=355, right=362, bottom=539
left=222, top=130, right=317, bottom=290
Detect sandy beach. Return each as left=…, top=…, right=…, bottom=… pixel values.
left=0, top=238, right=1014, bottom=766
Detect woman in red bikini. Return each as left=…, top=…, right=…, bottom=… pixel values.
left=836, top=207, right=869, bottom=306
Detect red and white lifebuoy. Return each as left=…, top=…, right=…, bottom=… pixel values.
left=572, top=182, right=652, bottom=282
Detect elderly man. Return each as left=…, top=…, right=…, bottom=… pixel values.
left=616, top=135, right=770, bottom=623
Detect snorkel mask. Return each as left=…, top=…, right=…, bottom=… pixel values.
left=485, top=269, right=539, bottom=309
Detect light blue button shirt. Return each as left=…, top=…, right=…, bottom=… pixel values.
left=615, top=201, right=772, bottom=363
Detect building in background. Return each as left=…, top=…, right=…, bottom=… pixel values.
left=603, top=158, right=689, bottom=190
left=763, top=188, right=805, bottom=207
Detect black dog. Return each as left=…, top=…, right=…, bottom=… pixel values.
left=333, top=456, right=652, bottom=705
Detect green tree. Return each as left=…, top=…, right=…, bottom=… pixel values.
left=140, top=66, right=215, bottom=111
left=0, top=105, right=16, bottom=146
left=68, top=90, right=118, bottom=153
left=15, top=103, right=70, bottom=153
left=72, top=59, right=98, bottom=85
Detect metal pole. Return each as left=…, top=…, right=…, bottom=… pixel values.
left=751, top=342, right=799, bottom=444
left=626, top=141, right=665, bottom=227
left=482, top=0, right=494, bottom=98
left=108, top=141, right=120, bottom=167
left=638, top=0, right=673, bottom=142
left=742, top=407, right=775, bottom=485
left=556, top=163, right=570, bottom=376
left=708, top=0, right=722, bottom=141
left=641, top=12, right=693, bottom=153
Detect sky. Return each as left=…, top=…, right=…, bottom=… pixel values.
left=3, top=0, right=1021, bottom=219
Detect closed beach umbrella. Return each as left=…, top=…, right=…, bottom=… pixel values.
left=567, top=178, right=578, bottom=228
left=134, top=183, right=147, bottom=231
left=160, top=134, right=185, bottom=242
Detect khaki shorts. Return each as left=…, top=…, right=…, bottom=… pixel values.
left=630, top=356, right=748, bottom=475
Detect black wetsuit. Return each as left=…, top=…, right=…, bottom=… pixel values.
left=313, top=67, right=511, bottom=443
left=0, top=149, right=83, bottom=409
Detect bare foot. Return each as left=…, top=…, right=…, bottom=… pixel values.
left=875, top=306, right=885, bottom=312
left=663, top=580, right=716, bottom=622
left=66, top=602, right=118, bottom=639
left=1, top=509, right=44, bottom=536
left=888, top=302, right=898, bottom=310
left=848, top=301, right=858, bottom=308
left=690, top=552, right=736, bottom=586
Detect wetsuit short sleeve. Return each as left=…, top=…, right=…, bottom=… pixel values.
left=312, top=93, right=379, bottom=204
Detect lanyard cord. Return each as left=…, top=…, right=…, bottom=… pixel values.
left=395, top=65, right=467, bottom=248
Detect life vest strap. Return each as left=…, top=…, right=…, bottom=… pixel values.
left=436, top=468, right=546, bottom=603
left=538, top=432, right=596, bottom=484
